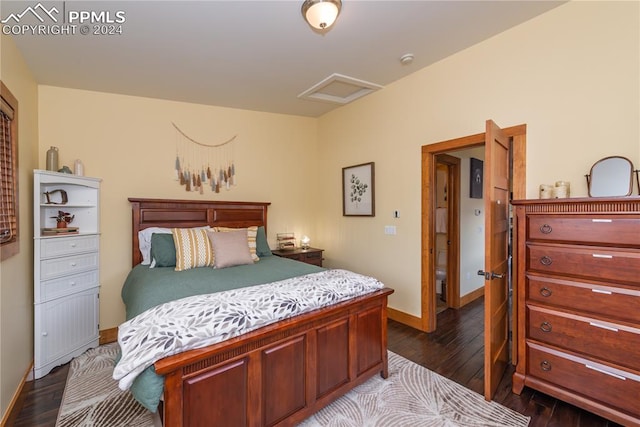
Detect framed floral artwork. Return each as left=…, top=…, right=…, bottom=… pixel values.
left=343, top=162, right=375, bottom=216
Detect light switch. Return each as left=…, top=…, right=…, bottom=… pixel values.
left=384, top=225, right=397, bottom=235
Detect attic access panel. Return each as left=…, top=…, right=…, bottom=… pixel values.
left=298, top=73, right=383, bottom=105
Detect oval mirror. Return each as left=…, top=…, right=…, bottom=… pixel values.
left=587, top=156, right=634, bottom=197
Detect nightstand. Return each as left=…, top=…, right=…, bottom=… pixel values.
left=271, top=247, right=324, bottom=267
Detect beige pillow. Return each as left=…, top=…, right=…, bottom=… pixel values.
left=214, top=226, right=259, bottom=262
left=208, top=229, right=254, bottom=269
left=172, top=228, right=214, bottom=271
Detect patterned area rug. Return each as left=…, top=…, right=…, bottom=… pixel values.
left=56, top=344, right=529, bottom=427
left=300, top=351, right=530, bottom=427
left=55, top=343, right=160, bottom=427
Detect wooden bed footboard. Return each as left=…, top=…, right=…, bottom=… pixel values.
left=155, top=287, right=394, bottom=427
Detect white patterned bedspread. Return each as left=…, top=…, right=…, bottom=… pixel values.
left=113, top=269, right=385, bottom=390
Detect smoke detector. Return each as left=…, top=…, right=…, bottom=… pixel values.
left=400, top=53, right=414, bottom=65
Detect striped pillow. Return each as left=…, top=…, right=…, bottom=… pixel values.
left=172, top=228, right=214, bottom=271
left=214, top=226, right=259, bottom=262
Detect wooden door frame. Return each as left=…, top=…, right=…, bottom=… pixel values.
left=419, top=124, right=526, bottom=333
left=434, top=154, right=461, bottom=309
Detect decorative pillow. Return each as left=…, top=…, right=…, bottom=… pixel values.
left=172, top=228, right=214, bottom=271
left=256, top=226, right=272, bottom=257
left=208, top=230, right=254, bottom=269
left=214, top=226, right=259, bottom=262
left=138, top=227, right=171, bottom=265
left=150, top=233, right=176, bottom=267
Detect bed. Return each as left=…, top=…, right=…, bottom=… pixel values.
left=118, top=198, right=394, bottom=427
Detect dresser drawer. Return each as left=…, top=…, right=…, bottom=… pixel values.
left=40, top=235, right=99, bottom=258
left=300, top=251, right=322, bottom=266
left=527, top=216, right=640, bottom=247
left=527, top=243, right=640, bottom=284
left=40, top=253, right=99, bottom=281
left=526, top=342, right=640, bottom=416
left=527, top=305, right=640, bottom=370
left=527, top=275, right=640, bottom=323
left=40, top=270, right=99, bottom=301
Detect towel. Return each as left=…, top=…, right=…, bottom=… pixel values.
left=436, top=207, right=447, bottom=234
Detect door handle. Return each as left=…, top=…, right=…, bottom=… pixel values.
left=477, top=270, right=504, bottom=280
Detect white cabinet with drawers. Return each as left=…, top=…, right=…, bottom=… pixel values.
left=33, top=170, right=101, bottom=379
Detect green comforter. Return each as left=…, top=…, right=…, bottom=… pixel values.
left=120, top=256, right=324, bottom=412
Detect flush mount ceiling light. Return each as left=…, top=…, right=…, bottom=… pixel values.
left=302, top=0, right=342, bottom=30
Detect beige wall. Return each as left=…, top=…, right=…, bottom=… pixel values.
left=37, top=86, right=319, bottom=329
left=315, top=1, right=639, bottom=317
left=0, top=34, right=39, bottom=420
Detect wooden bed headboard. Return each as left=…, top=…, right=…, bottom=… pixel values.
left=128, top=198, right=271, bottom=267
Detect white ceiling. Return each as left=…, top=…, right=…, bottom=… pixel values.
left=2, top=1, right=565, bottom=117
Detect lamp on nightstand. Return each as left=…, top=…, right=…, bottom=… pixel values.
left=301, top=235, right=310, bottom=249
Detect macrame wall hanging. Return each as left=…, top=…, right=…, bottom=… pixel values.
left=172, top=122, right=237, bottom=194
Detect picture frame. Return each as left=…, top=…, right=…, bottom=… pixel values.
left=343, top=162, right=375, bottom=216
left=470, top=157, right=483, bottom=199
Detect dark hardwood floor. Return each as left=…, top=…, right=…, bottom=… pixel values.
left=387, top=297, right=623, bottom=427
left=10, top=363, right=68, bottom=427
left=10, top=296, right=622, bottom=426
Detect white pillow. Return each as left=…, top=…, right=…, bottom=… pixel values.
left=138, top=226, right=210, bottom=265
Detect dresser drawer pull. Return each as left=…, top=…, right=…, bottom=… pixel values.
left=589, top=322, right=618, bottom=332
left=591, top=219, right=612, bottom=223
left=585, top=364, right=626, bottom=381
left=540, top=360, right=552, bottom=371
left=70, top=262, right=77, bottom=267
left=539, top=224, right=553, bottom=234
left=592, top=254, right=613, bottom=259
left=540, top=287, right=552, bottom=297
left=540, top=256, right=552, bottom=266
left=540, top=322, right=552, bottom=332
left=591, top=289, right=612, bottom=295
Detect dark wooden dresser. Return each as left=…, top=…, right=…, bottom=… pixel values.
left=511, top=197, right=640, bottom=427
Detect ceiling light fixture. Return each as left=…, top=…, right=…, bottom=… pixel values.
left=302, top=0, right=342, bottom=30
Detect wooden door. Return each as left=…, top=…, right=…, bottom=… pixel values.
left=482, top=119, right=510, bottom=400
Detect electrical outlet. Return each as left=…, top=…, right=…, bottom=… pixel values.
left=384, top=225, right=397, bottom=235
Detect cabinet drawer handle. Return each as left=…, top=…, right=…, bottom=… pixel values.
left=540, top=322, right=552, bottom=333
left=70, top=281, right=76, bottom=286
left=540, top=360, right=552, bottom=372
left=42, top=332, right=48, bottom=337
left=592, top=254, right=613, bottom=259
left=585, top=364, right=626, bottom=381
left=70, top=262, right=77, bottom=267
left=70, top=243, right=77, bottom=248
left=589, top=322, right=619, bottom=332
left=540, top=256, right=552, bottom=266
left=539, top=224, right=552, bottom=234
left=540, top=287, right=552, bottom=297
left=592, top=288, right=612, bottom=295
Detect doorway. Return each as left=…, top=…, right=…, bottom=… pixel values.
left=434, top=154, right=460, bottom=311
left=420, top=121, right=527, bottom=399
